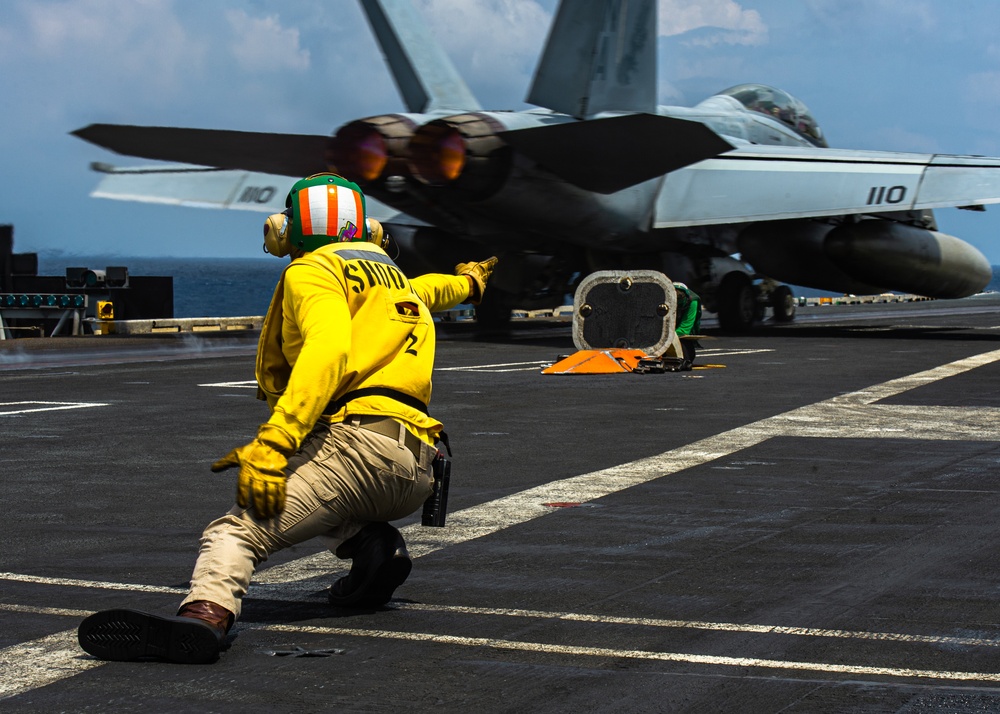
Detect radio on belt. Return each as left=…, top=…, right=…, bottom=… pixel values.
left=421, top=451, right=451, bottom=527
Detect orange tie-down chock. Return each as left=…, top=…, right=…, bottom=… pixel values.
left=542, top=348, right=687, bottom=375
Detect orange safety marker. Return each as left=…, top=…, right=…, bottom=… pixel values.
left=542, top=349, right=649, bottom=375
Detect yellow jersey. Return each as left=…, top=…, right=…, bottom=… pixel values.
left=256, top=242, right=472, bottom=448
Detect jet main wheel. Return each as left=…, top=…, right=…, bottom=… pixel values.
left=717, top=273, right=758, bottom=332
left=771, top=284, right=796, bottom=322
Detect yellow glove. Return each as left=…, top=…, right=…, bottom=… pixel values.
left=455, top=256, right=498, bottom=304
left=211, top=424, right=297, bottom=518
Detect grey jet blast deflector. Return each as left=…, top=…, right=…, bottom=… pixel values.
left=72, top=0, right=1000, bottom=330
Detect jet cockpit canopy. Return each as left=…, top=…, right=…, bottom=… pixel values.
left=720, top=84, right=828, bottom=148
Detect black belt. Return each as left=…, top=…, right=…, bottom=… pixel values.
left=326, top=387, right=429, bottom=416
left=351, top=415, right=422, bottom=459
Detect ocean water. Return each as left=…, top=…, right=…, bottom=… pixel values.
left=37, top=255, right=286, bottom=318
left=33, top=254, right=1000, bottom=318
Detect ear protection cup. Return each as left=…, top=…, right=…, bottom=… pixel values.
left=263, top=211, right=292, bottom=257
left=366, top=218, right=390, bottom=250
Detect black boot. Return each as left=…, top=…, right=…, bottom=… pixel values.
left=77, top=600, right=232, bottom=664
left=329, top=522, right=412, bottom=607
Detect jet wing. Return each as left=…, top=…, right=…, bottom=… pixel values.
left=654, top=145, right=1000, bottom=228
left=85, top=163, right=419, bottom=224
left=86, top=163, right=291, bottom=211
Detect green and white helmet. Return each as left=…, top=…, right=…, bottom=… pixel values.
left=285, top=173, right=368, bottom=253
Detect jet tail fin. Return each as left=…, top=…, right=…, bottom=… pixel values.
left=526, top=0, right=656, bottom=119
left=359, top=0, right=481, bottom=113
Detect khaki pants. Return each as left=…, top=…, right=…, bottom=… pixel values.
left=181, top=420, right=436, bottom=618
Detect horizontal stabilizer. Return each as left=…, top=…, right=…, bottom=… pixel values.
left=499, top=113, right=734, bottom=194
left=72, top=124, right=329, bottom=178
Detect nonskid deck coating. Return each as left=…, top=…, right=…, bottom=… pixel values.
left=4, top=297, right=1000, bottom=712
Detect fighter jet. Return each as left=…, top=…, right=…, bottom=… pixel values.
left=73, top=0, right=1000, bottom=330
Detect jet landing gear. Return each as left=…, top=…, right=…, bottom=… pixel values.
left=716, top=274, right=795, bottom=331
left=769, top=283, right=796, bottom=322
left=473, top=287, right=516, bottom=333
left=717, top=273, right=758, bottom=331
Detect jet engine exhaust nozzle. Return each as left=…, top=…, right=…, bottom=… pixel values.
left=407, top=114, right=511, bottom=198
left=409, top=123, right=465, bottom=184
left=328, top=115, right=418, bottom=184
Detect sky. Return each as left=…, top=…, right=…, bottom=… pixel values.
left=3, top=0, right=1000, bottom=262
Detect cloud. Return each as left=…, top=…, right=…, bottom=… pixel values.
left=659, top=0, right=767, bottom=47
left=416, top=0, right=551, bottom=104
left=225, top=9, right=310, bottom=72
left=869, top=126, right=942, bottom=154
left=963, top=70, right=1000, bottom=108
left=14, top=0, right=198, bottom=69
left=1, top=0, right=207, bottom=113
left=803, top=0, right=936, bottom=35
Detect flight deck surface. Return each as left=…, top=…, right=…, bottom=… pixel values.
left=4, top=297, right=1000, bottom=712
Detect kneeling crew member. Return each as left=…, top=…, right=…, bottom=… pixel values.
left=79, top=173, right=497, bottom=664
left=674, top=282, right=702, bottom=369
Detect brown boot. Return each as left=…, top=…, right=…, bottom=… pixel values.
left=178, top=600, right=234, bottom=635
left=78, top=601, right=233, bottom=664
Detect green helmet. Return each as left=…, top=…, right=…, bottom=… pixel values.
left=285, top=173, right=368, bottom=253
